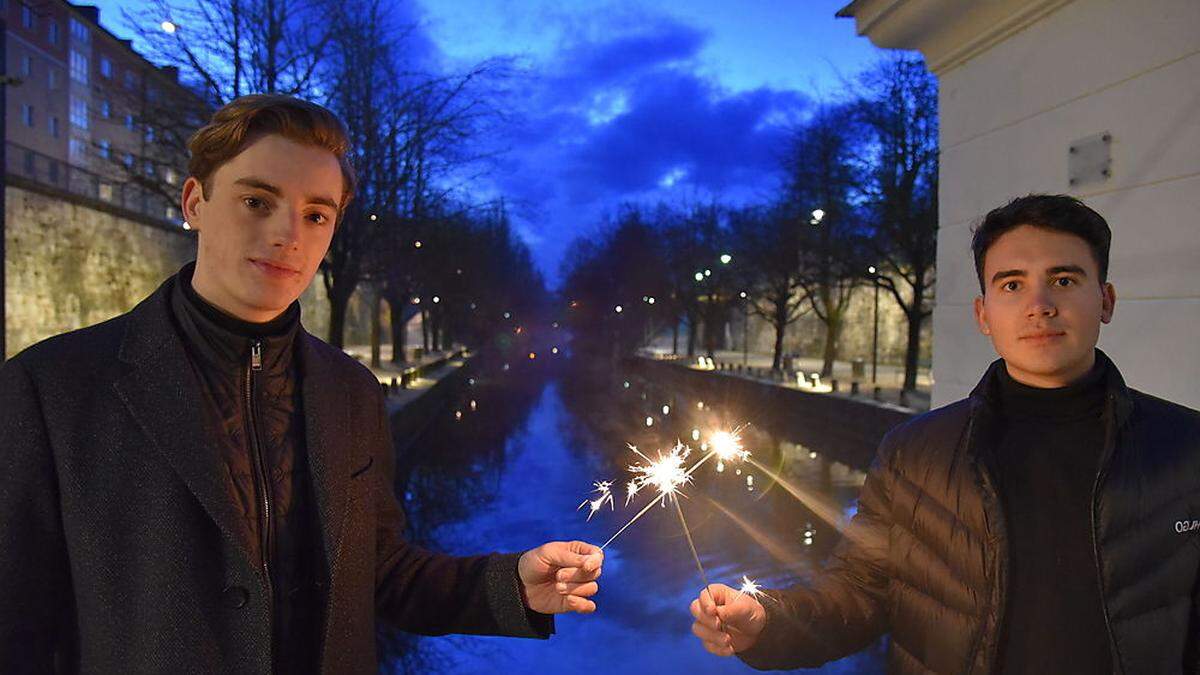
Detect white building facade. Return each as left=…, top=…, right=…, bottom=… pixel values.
left=838, top=0, right=1200, bottom=409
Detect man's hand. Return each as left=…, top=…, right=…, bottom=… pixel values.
left=689, top=583, right=767, bottom=657
left=518, top=540, right=603, bottom=615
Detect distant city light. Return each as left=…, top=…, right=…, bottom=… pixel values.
left=432, top=296, right=440, bottom=304
left=647, top=296, right=655, bottom=304
left=661, top=405, right=670, bottom=415
left=810, top=209, right=825, bottom=225
left=528, top=352, right=537, bottom=360
left=868, top=265, right=877, bottom=274
left=739, top=291, right=747, bottom=299
left=552, top=346, right=559, bottom=354
left=411, top=297, right=420, bottom=304
left=160, top=21, right=177, bottom=34
left=645, top=416, right=654, bottom=427
left=694, top=272, right=704, bottom=282
left=720, top=253, right=732, bottom=264
left=369, top=213, right=377, bottom=221
left=614, top=305, right=623, bottom=313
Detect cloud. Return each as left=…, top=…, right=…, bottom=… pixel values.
left=423, top=10, right=811, bottom=285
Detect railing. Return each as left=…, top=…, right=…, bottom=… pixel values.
left=5, top=141, right=180, bottom=228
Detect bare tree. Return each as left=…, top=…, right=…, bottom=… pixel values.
left=857, top=56, right=938, bottom=391
left=785, top=104, right=866, bottom=378
left=730, top=205, right=810, bottom=370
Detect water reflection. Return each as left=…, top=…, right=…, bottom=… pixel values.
left=383, top=356, right=886, bottom=674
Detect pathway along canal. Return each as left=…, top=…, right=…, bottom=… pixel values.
left=380, top=352, right=887, bottom=674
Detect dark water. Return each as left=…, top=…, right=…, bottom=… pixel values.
left=383, top=354, right=887, bottom=674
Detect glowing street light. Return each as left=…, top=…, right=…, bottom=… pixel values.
left=432, top=296, right=440, bottom=304
left=720, top=253, right=732, bottom=264
left=414, top=240, right=423, bottom=248
left=369, top=213, right=377, bottom=221
left=160, top=20, right=177, bottom=34
left=614, top=305, right=623, bottom=313
left=810, top=209, right=825, bottom=225
left=694, top=272, right=704, bottom=282
left=647, top=296, right=655, bottom=304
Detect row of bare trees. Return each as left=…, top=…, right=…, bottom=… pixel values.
left=560, top=56, right=937, bottom=391
left=110, top=0, right=541, bottom=359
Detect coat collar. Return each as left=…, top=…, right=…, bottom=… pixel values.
left=112, top=273, right=354, bottom=588
left=967, top=348, right=1134, bottom=430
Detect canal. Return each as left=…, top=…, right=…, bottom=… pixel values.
left=381, top=352, right=888, bottom=674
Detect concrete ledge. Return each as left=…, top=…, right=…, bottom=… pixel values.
left=629, top=357, right=915, bottom=472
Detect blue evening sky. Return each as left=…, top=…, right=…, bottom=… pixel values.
left=88, top=0, right=892, bottom=285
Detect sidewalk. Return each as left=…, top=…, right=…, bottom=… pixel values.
left=342, top=344, right=469, bottom=410
left=641, top=347, right=932, bottom=412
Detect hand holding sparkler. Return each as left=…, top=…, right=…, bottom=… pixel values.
left=517, top=540, right=604, bottom=615
left=688, top=582, right=767, bottom=657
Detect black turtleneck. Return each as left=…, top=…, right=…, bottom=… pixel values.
left=169, top=261, right=321, bottom=675
left=994, top=352, right=1112, bottom=674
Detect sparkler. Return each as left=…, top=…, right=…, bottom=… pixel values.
left=735, top=575, right=763, bottom=600
left=577, top=481, right=614, bottom=521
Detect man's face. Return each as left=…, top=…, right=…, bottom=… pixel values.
left=973, top=224, right=1116, bottom=387
left=182, top=134, right=342, bottom=323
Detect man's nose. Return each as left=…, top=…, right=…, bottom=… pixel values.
left=1027, top=286, right=1057, bottom=317
left=272, top=209, right=303, bottom=248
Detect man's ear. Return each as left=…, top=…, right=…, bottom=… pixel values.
left=1100, top=282, right=1116, bottom=324
left=181, top=176, right=206, bottom=231
left=974, top=295, right=991, bottom=335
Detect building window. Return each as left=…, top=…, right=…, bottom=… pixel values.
left=124, top=114, right=134, bottom=130
left=70, top=50, right=88, bottom=84
left=69, top=18, right=90, bottom=44
left=20, top=3, right=34, bottom=30
left=70, top=96, right=88, bottom=129
left=21, top=55, right=32, bottom=78
left=48, top=160, right=59, bottom=184
left=49, top=115, right=59, bottom=138
left=122, top=152, right=134, bottom=168
left=148, top=87, right=160, bottom=103
left=21, top=104, right=34, bottom=127
left=100, top=99, right=111, bottom=118
left=69, top=138, right=86, bottom=164
left=23, top=150, right=35, bottom=175
left=165, top=205, right=178, bottom=221
left=144, top=160, right=155, bottom=177
left=97, top=138, right=110, bottom=159
left=48, top=67, right=58, bottom=90
left=48, top=20, right=59, bottom=46
left=123, top=71, right=136, bottom=90
left=164, top=168, right=178, bottom=185
left=144, top=125, right=155, bottom=142
left=99, top=57, right=112, bottom=78
left=99, top=182, right=114, bottom=202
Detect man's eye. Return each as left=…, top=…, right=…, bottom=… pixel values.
left=243, top=197, right=266, bottom=210
left=307, top=213, right=329, bottom=225
left=1054, top=277, right=1074, bottom=287
left=1002, top=280, right=1020, bottom=292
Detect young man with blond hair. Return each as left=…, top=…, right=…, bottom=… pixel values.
left=689, top=195, right=1200, bottom=673
left=0, top=94, right=602, bottom=674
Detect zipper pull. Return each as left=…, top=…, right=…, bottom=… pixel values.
left=251, top=340, right=263, bottom=371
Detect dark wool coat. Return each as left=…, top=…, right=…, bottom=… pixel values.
left=738, top=350, right=1200, bottom=674
left=0, top=275, right=549, bottom=674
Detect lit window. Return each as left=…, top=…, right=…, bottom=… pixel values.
left=49, top=116, right=59, bottom=138
left=69, top=18, right=90, bottom=44
left=69, top=96, right=88, bottom=129
left=99, top=57, right=112, bottom=78
left=97, top=138, right=110, bottom=159
left=48, top=68, right=58, bottom=89
left=21, top=3, right=34, bottom=30
left=21, top=55, right=31, bottom=78
left=100, top=99, right=111, bottom=118
left=70, top=50, right=88, bottom=84
left=69, top=138, right=86, bottom=163
left=21, top=104, right=34, bottom=127
left=48, top=20, right=59, bottom=45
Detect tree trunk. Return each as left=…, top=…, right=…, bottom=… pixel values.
left=771, top=299, right=788, bottom=371
left=386, top=296, right=408, bottom=364
left=421, top=308, right=430, bottom=352
left=326, top=280, right=358, bottom=349
left=369, top=289, right=381, bottom=369
left=672, top=322, right=679, bottom=355
left=903, top=308, right=924, bottom=391
left=686, top=311, right=697, bottom=357
left=820, top=314, right=841, bottom=378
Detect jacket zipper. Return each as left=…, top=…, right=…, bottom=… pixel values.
left=960, top=410, right=1010, bottom=674
left=1090, top=393, right=1121, bottom=673
left=246, top=339, right=275, bottom=606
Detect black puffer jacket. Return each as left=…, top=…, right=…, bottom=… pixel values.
left=739, top=350, right=1200, bottom=674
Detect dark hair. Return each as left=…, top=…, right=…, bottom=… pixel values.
left=187, top=94, right=356, bottom=220
left=971, top=194, right=1111, bottom=293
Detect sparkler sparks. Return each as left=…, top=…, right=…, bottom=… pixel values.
left=735, top=575, right=763, bottom=600
left=577, top=481, right=615, bottom=521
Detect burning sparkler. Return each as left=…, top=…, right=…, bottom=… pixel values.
left=735, top=575, right=763, bottom=600
left=577, top=481, right=614, bottom=521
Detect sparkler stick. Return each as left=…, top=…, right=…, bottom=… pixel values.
left=673, top=498, right=716, bottom=605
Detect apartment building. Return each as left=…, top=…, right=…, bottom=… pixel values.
left=4, top=0, right=201, bottom=225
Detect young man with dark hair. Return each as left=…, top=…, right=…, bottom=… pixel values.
left=688, top=194, right=1200, bottom=673
left=0, top=94, right=603, bottom=674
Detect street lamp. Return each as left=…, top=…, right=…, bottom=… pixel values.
left=720, top=253, right=732, bottom=265
left=160, top=20, right=177, bottom=34
left=740, top=290, right=750, bottom=366
left=868, top=266, right=880, bottom=384
left=810, top=209, right=825, bottom=226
